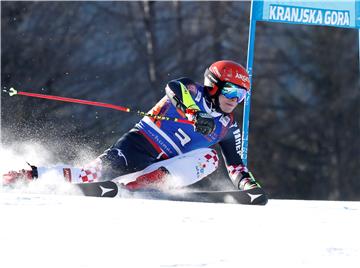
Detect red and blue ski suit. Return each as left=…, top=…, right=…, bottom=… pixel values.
left=99, top=77, right=249, bottom=188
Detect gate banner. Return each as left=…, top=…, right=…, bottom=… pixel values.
left=252, top=0, right=360, bottom=29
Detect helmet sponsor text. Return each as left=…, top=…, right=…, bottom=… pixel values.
left=235, top=73, right=250, bottom=83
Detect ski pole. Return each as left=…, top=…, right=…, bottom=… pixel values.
left=5, top=87, right=194, bottom=125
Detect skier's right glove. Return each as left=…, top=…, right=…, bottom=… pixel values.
left=237, top=171, right=261, bottom=191
left=194, top=111, right=215, bottom=135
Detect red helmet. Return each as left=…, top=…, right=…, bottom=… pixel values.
left=204, top=60, right=250, bottom=97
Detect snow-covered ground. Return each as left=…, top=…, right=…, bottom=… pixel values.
left=1, top=191, right=359, bottom=268
left=1, top=145, right=359, bottom=268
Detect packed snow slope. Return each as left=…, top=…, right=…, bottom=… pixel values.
left=1, top=191, right=359, bottom=268
left=1, top=145, right=359, bottom=267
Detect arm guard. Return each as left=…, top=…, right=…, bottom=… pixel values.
left=165, top=78, right=200, bottom=117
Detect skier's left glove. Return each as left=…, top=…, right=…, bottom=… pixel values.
left=194, top=111, right=215, bottom=135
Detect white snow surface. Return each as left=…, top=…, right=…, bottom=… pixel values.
left=1, top=145, right=359, bottom=268
left=1, top=192, right=359, bottom=268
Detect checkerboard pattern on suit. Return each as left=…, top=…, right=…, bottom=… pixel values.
left=80, top=159, right=103, bottom=183
left=203, top=149, right=219, bottom=167
left=226, top=164, right=248, bottom=181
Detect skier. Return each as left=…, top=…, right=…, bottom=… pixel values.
left=3, top=60, right=262, bottom=191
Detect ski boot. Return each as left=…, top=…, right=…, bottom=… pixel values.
left=124, top=167, right=169, bottom=190
left=2, top=163, right=38, bottom=186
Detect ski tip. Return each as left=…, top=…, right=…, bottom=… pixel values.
left=247, top=187, right=268, bottom=205
left=9, top=87, right=18, bottom=97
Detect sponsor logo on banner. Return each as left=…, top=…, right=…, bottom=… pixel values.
left=269, top=5, right=350, bottom=27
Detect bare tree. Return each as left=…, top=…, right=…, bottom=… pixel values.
left=141, top=1, right=158, bottom=90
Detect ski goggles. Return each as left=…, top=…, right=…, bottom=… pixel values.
left=220, top=82, right=248, bottom=103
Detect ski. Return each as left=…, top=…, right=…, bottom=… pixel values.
left=74, top=181, right=268, bottom=205
left=74, top=180, right=118, bottom=197
left=178, top=187, right=268, bottom=205
left=138, top=187, right=268, bottom=205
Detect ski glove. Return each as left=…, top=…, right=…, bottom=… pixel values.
left=237, top=171, right=261, bottom=190
left=194, top=111, right=215, bottom=135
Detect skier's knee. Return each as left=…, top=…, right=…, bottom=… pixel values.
left=199, top=149, right=219, bottom=178
left=99, top=148, right=128, bottom=174
left=205, top=149, right=219, bottom=169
